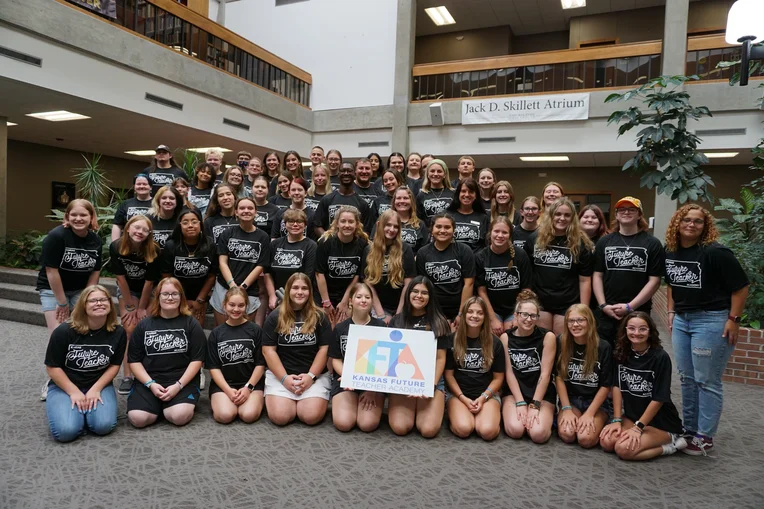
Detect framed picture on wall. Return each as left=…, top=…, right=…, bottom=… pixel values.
left=51, top=182, right=76, bottom=211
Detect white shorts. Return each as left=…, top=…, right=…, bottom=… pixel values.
left=264, top=370, right=331, bottom=401
left=209, top=282, right=260, bottom=315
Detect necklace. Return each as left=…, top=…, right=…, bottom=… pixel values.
left=88, top=326, right=104, bottom=337
left=619, top=232, right=638, bottom=250
left=631, top=345, right=650, bottom=358
left=430, top=187, right=445, bottom=199
left=353, top=316, right=372, bottom=326
left=183, top=241, right=198, bottom=257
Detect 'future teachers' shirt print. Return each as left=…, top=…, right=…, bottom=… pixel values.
left=61, top=248, right=99, bottom=272
left=65, top=344, right=114, bottom=371
left=619, top=366, right=655, bottom=398
left=533, top=245, right=572, bottom=269
left=328, top=256, right=361, bottom=278
left=278, top=322, right=317, bottom=346
left=665, top=259, right=702, bottom=289
left=173, top=256, right=212, bottom=278
left=144, top=329, right=189, bottom=356
left=217, top=339, right=255, bottom=366
left=484, top=265, right=521, bottom=290
left=227, top=239, right=263, bottom=263
left=605, top=247, right=648, bottom=272
left=425, top=259, right=462, bottom=284
left=510, top=347, right=541, bottom=372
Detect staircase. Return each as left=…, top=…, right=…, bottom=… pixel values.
left=0, top=267, right=215, bottom=329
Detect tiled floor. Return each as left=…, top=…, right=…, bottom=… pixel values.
left=1, top=319, right=762, bottom=509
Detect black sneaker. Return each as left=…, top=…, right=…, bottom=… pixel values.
left=118, top=377, right=134, bottom=395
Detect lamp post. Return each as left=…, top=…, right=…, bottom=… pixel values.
left=725, top=0, right=764, bottom=86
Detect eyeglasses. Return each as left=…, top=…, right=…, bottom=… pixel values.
left=567, top=318, right=587, bottom=325
left=159, top=292, right=181, bottom=299
left=522, top=207, right=539, bottom=212
left=180, top=219, right=200, bottom=226
left=285, top=220, right=305, bottom=225
left=517, top=311, right=539, bottom=320
left=616, top=207, right=639, bottom=214
left=626, top=326, right=650, bottom=334
left=681, top=218, right=705, bottom=226
left=86, top=298, right=110, bottom=304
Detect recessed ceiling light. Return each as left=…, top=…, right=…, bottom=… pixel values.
left=520, top=156, right=570, bottom=162
left=703, top=152, right=739, bottom=158
left=187, top=147, right=232, bottom=153
left=7, top=122, right=17, bottom=126
left=125, top=150, right=158, bottom=156
left=424, top=6, right=455, bottom=26
left=26, top=110, right=90, bottom=121
left=561, top=0, right=586, bottom=9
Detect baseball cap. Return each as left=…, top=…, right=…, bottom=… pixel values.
left=615, top=196, right=642, bottom=211
left=155, top=145, right=171, bottom=153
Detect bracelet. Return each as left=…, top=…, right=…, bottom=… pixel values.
left=515, top=401, right=527, bottom=407
left=226, top=278, right=235, bottom=286
left=483, top=392, right=490, bottom=401
left=611, top=418, right=623, bottom=424
left=144, top=379, right=156, bottom=388
left=125, top=304, right=136, bottom=312
left=560, top=405, right=573, bottom=411
left=625, top=303, right=632, bottom=312
left=457, top=393, right=464, bottom=399
left=57, top=301, right=68, bottom=308
left=280, top=374, right=288, bottom=384
left=667, top=310, right=676, bottom=315
left=632, top=425, right=643, bottom=434
left=486, top=387, right=495, bottom=397
left=322, top=299, right=332, bottom=305
left=175, top=381, right=182, bottom=389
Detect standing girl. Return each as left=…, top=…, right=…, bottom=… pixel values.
left=263, top=151, right=282, bottom=190
left=244, top=156, right=263, bottom=196
left=204, top=183, right=238, bottom=244
left=248, top=174, right=280, bottom=237
left=446, top=178, right=490, bottom=252
left=222, top=166, right=248, bottom=198
left=112, top=173, right=153, bottom=240
left=476, top=168, right=496, bottom=212
left=374, top=168, right=405, bottom=215
left=148, top=185, right=183, bottom=249
left=579, top=204, right=609, bottom=246
left=306, top=164, right=332, bottom=211
left=265, top=209, right=318, bottom=310
left=416, top=159, right=455, bottom=226
left=490, top=180, right=522, bottom=226
left=393, top=186, right=430, bottom=254
left=269, top=172, right=293, bottom=211
left=513, top=196, right=541, bottom=249
left=272, top=178, right=316, bottom=240
left=540, top=181, right=565, bottom=215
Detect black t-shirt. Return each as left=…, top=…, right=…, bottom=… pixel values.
left=206, top=322, right=266, bottom=387
left=446, top=336, right=505, bottom=400
left=556, top=338, right=613, bottom=400
left=268, top=194, right=292, bottom=211
left=252, top=201, right=281, bottom=238
left=475, top=246, right=532, bottom=316
left=150, top=215, right=177, bottom=249
left=268, top=237, right=318, bottom=291
left=328, top=175, right=341, bottom=192
left=450, top=210, right=490, bottom=252
left=506, top=326, right=555, bottom=402
left=304, top=195, right=323, bottom=213
left=406, top=176, right=423, bottom=196
left=262, top=308, right=332, bottom=375
left=145, top=166, right=186, bottom=196
left=128, top=314, right=206, bottom=385
left=316, top=236, right=367, bottom=304
left=312, top=191, right=376, bottom=234
left=512, top=224, right=536, bottom=250
left=416, top=188, right=455, bottom=226
left=108, top=240, right=160, bottom=294
left=113, top=197, right=153, bottom=227
left=388, top=314, right=452, bottom=351
left=373, top=219, right=430, bottom=254
left=160, top=239, right=218, bottom=301
left=44, top=323, right=127, bottom=390
left=36, top=226, right=103, bottom=292
left=328, top=317, right=387, bottom=381
left=594, top=231, right=664, bottom=311
left=271, top=207, right=317, bottom=241
left=204, top=214, right=238, bottom=244
left=415, top=241, right=476, bottom=317
left=617, top=347, right=683, bottom=433
left=375, top=193, right=393, bottom=215
left=217, top=226, right=271, bottom=295
left=664, top=242, right=749, bottom=313
left=360, top=243, right=417, bottom=313
left=524, top=232, right=594, bottom=312
left=187, top=186, right=213, bottom=216
left=353, top=183, right=379, bottom=210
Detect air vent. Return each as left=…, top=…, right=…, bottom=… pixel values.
left=145, top=93, right=183, bottom=111
left=223, top=118, right=250, bottom=131
left=478, top=136, right=516, bottom=143
left=695, top=128, right=746, bottom=137
left=358, top=141, right=390, bottom=148
left=0, top=46, right=42, bottom=67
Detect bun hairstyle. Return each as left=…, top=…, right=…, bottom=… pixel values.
left=515, top=289, right=541, bottom=314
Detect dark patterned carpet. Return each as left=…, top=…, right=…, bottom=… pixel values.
left=1, top=319, right=762, bottom=509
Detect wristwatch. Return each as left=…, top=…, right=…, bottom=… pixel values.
left=240, top=282, right=249, bottom=290
left=634, top=420, right=645, bottom=430
left=598, top=303, right=607, bottom=310
left=245, top=383, right=256, bottom=391
left=728, top=315, right=742, bottom=323
left=196, top=298, right=207, bottom=304
left=529, top=399, right=541, bottom=409
left=308, top=372, right=317, bottom=382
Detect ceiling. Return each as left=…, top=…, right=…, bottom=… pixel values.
left=415, top=0, right=701, bottom=36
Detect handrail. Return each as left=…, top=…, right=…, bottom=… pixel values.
left=687, top=34, right=736, bottom=52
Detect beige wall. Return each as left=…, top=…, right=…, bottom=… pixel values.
left=7, top=140, right=146, bottom=235
left=415, top=26, right=512, bottom=64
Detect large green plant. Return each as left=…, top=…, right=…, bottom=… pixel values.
left=73, top=153, right=112, bottom=207
left=606, top=75, right=714, bottom=204
left=177, top=149, right=201, bottom=182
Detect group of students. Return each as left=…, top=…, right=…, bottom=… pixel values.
left=39, top=145, right=749, bottom=460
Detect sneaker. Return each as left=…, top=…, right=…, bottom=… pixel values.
left=118, top=377, right=133, bottom=395
left=199, top=370, right=206, bottom=390
left=682, top=434, right=714, bottom=456
left=661, top=434, right=687, bottom=456
left=40, top=381, right=49, bottom=401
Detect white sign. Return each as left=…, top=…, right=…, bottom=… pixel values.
left=462, top=92, right=590, bottom=125
left=341, top=325, right=437, bottom=397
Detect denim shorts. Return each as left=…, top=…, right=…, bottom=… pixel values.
left=39, top=289, right=82, bottom=312
left=563, top=394, right=613, bottom=418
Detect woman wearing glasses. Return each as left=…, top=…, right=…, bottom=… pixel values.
left=127, top=277, right=206, bottom=428
left=500, top=290, right=556, bottom=443
left=513, top=197, right=541, bottom=250
left=664, top=204, right=749, bottom=456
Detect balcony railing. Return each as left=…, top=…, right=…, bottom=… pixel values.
left=411, top=36, right=760, bottom=101
left=62, top=0, right=312, bottom=107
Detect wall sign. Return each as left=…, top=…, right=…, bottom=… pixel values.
left=70, top=0, right=117, bottom=20
left=462, top=92, right=590, bottom=125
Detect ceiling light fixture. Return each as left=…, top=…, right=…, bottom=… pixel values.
left=424, top=6, right=455, bottom=26
left=725, top=0, right=764, bottom=86
left=7, top=122, right=17, bottom=126
left=25, top=110, right=90, bottom=121
left=520, top=156, right=570, bottom=162
left=561, top=0, right=586, bottom=9
left=125, top=150, right=159, bottom=156
left=703, top=152, right=739, bottom=158
left=187, top=147, right=232, bottom=153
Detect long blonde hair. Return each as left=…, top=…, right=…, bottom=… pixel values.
left=491, top=180, right=516, bottom=222
left=540, top=181, right=565, bottom=214
left=118, top=215, right=158, bottom=263
left=320, top=206, right=369, bottom=243
left=453, top=296, right=493, bottom=369
left=307, top=164, right=332, bottom=197
left=365, top=210, right=405, bottom=288
left=556, top=304, right=599, bottom=379
left=393, top=187, right=422, bottom=229
left=535, top=197, right=593, bottom=262
left=421, top=159, right=454, bottom=192
left=276, top=273, right=324, bottom=335
left=488, top=216, right=516, bottom=271
left=69, top=285, right=119, bottom=334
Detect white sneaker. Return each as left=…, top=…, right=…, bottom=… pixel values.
left=40, top=381, right=49, bottom=401
left=662, top=435, right=688, bottom=456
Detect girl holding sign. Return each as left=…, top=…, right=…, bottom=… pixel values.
left=262, top=273, right=333, bottom=425
left=388, top=276, right=452, bottom=438
left=500, top=290, right=556, bottom=443
left=329, top=283, right=387, bottom=432
left=445, top=296, right=504, bottom=441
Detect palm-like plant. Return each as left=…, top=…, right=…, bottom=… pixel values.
left=177, top=149, right=201, bottom=182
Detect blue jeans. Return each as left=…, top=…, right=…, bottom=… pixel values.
left=46, top=383, right=118, bottom=442
left=672, top=310, right=733, bottom=437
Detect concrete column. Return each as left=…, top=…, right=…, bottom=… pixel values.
left=216, top=0, right=226, bottom=25
left=653, top=0, right=689, bottom=240
left=391, top=0, right=416, bottom=154
left=0, top=117, right=7, bottom=241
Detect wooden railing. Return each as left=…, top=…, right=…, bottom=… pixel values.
left=61, top=0, right=312, bottom=107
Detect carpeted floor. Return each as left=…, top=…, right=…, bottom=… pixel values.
left=1, top=319, right=762, bottom=509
